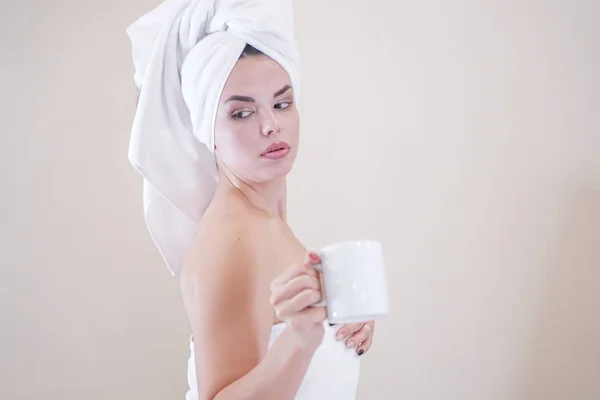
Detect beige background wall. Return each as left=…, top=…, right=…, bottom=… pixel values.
left=1, top=0, right=599, bottom=399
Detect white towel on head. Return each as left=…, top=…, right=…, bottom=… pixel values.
left=126, top=0, right=301, bottom=275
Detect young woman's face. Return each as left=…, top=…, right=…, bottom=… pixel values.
left=214, top=54, right=299, bottom=184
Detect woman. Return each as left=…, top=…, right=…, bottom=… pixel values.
left=126, top=1, right=375, bottom=398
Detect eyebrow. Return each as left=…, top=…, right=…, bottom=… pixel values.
left=225, top=84, right=292, bottom=103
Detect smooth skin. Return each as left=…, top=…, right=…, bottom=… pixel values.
left=179, top=53, right=375, bottom=400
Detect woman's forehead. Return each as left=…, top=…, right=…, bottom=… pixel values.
left=222, top=55, right=292, bottom=96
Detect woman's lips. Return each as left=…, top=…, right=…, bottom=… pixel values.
left=261, top=141, right=291, bottom=159
left=261, top=147, right=291, bottom=159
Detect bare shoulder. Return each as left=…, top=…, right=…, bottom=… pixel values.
left=179, top=210, right=276, bottom=326
left=182, top=212, right=267, bottom=282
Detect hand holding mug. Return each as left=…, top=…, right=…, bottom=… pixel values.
left=270, top=253, right=327, bottom=352
left=271, top=240, right=389, bottom=355
left=312, top=240, right=390, bottom=325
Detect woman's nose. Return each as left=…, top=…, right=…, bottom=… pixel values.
left=261, top=112, right=280, bottom=136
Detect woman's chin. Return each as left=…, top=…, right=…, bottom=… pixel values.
left=261, top=153, right=296, bottom=175
left=269, top=164, right=294, bottom=180
left=257, top=160, right=295, bottom=182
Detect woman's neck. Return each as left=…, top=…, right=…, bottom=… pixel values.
left=218, top=171, right=288, bottom=221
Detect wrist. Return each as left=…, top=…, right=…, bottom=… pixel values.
left=287, top=330, right=322, bottom=355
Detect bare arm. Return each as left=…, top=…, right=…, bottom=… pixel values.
left=214, top=328, right=317, bottom=400
left=180, top=227, right=324, bottom=400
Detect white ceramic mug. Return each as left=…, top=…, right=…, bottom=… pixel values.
left=313, top=240, right=390, bottom=324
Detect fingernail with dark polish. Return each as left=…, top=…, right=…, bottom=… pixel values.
left=358, top=350, right=364, bottom=356
left=328, top=322, right=335, bottom=326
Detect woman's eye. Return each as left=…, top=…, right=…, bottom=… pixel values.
left=232, top=110, right=253, bottom=119
left=275, top=101, right=292, bottom=110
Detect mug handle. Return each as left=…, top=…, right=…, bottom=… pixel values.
left=311, top=260, right=326, bottom=307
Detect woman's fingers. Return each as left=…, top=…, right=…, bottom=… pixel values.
left=274, top=288, right=322, bottom=319
left=334, top=323, right=364, bottom=341
left=268, top=253, right=327, bottom=350
left=270, top=273, right=320, bottom=305
left=270, top=263, right=306, bottom=289
left=287, top=305, right=327, bottom=330
left=344, top=324, right=371, bottom=351
left=333, top=322, right=375, bottom=355
left=305, top=252, right=321, bottom=267
left=270, top=252, right=320, bottom=289
left=355, top=326, right=374, bottom=356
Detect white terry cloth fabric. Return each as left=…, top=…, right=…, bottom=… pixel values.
left=126, top=0, right=301, bottom=275
left=186, top=322, right=361, bottom=399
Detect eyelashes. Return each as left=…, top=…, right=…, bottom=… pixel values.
left=232, top=110, right=253, bottom=119
left=274, top=101, right=292, bottom=110
left=231, top=101, right=293, bottom=120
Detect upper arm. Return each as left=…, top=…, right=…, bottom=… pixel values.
left=180, top=225, right=273, bottom=399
